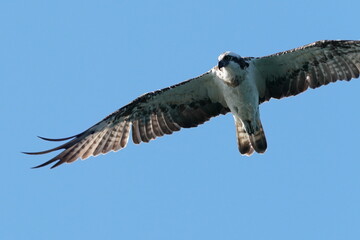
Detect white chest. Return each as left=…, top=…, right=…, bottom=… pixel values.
left=217, top=66, right=260, bottom=119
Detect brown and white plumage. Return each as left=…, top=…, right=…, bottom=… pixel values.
left=25, top=40, right=360, bottom=168
left=25, top=73, right=230, bottom=168
left=255, top=40, right=360, bottom=102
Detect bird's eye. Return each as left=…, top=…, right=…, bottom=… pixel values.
left=224, top=55, right=231, bottom=61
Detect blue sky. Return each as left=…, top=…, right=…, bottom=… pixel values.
left=2, top=0, right=360, bottom=239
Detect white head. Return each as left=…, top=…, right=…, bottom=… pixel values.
left=217, top=51, right=249, bottom=69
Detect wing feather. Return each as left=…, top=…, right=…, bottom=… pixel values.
left=150, top=113, right=164, bottom=137
left=93, top=128, right=112, bottom=156
left=131, top=120, right=142, bottom=144
left=145, top=117, right=156, bottom=140
left=102, top=129, right=118, bottom=153
left=138, top=118, right=149, bottom=143
left=163, top=112, right=181, bottom=132
left=254, top=40, right=360, bottom=102
left=76, top=131, right=105, bottom=160
left=119, top=122, right=131, bottom=148
left=156, top=111, right=173, bottom=134
left=110, top=122, right=125, bottom=152
left=26, top=71, right=229, bottom=168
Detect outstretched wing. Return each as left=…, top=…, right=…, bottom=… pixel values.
left=25, top=71, right=229, bottom=168
left=253, top=40, right=360, bottom=103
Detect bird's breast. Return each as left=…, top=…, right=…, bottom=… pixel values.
left=221, top=75, right=260, bottom=119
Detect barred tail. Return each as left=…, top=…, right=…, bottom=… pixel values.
left=235, top=119, right=254, bottom=156
left=234, top=118, right=267, bottom=155
left=248, top=119, right=267, bottom=154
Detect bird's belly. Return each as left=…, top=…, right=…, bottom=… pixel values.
left=223, top=80, right=259, bottom=120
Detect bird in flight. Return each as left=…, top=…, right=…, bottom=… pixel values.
left=25, top=40, right=360, bottom=168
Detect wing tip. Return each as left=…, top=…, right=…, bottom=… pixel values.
left=25, top=134, right=79, bottom=169
left=37, top=135, right=78, bottom=142
left=22, top=147, right=61, bottom=155
left=24, top=134, right=80, bottom=156
left=31, top=159, right=64, bottom=169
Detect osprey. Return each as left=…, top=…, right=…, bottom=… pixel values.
left=25, top=40, right=360, bottom=168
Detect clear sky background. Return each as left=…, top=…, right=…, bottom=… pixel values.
left=2, top=1, right=360, bottom=239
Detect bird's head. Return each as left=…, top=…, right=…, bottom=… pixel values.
left=218, top=51, right=249, bottom=69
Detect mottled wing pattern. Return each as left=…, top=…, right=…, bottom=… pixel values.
left=25, top=71, right=229, bottom=168
left=253, top=40, right=360, bottom=103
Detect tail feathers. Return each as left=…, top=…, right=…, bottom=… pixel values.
left=235, top=120, right=254, bottom=156
left=249, top=120, right=267, bottom=154
left=235, top=118, right=267, bottom=155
